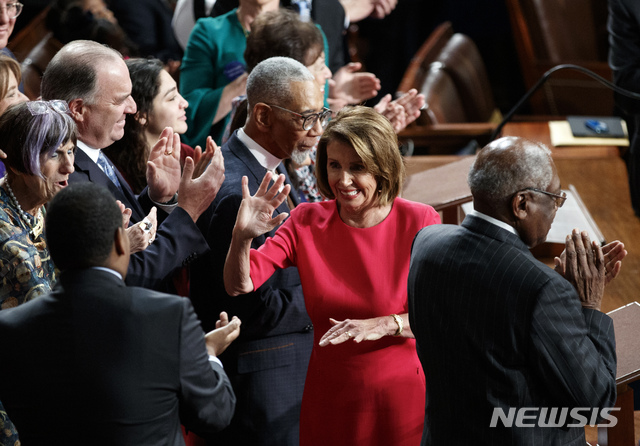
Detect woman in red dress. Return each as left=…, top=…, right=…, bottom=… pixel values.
left=225, top=106, right=440, bottom=445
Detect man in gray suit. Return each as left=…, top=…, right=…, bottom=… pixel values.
left=0, top=183, right=240, bottom=445
left=408, top=136, right=623, bottom=445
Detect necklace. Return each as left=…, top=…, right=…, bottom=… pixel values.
left=236, top=10, right=250, bottom=38
left=4, top=176, right=43, bottom=238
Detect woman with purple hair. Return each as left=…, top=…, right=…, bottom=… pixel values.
left=0, top=100, right=76, bottom=309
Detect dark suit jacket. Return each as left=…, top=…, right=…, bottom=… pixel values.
left=408, top=215, right=617, bottom=446
left=608, top=0, right=640, bottom=115
left=0, top=268, right=235, bottom=445
left=190, top=132, right=313, bottom=446
left=608, top=0, right=640, bottom=214
left=69, top=148, right=209, bottom=289
left=210, top=0, right=347, bottom=73
left=109, top=0, right=183, bottom=62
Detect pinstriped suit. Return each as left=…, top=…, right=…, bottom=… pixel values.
left=408, top=214, right=617, bottom=446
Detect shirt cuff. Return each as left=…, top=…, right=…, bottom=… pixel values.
left=208, top=355, right=223, bottom=367
left=151, top=192, right=179, bottom=214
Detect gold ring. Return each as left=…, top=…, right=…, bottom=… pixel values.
left=165, top=150, right=173, bottom=156
left=346, top=331, right=352, bottom=338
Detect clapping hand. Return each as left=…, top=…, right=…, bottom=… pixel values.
left=562, top=229, right=605, bottom=311
left=555, top=238, right=626, bottom=285
left=191, top=136, right=217, bottom=179
left=329, top=63, right=381, bottom=106
left=116, top=199, right=132, bottom=228
left=177, top=140, right=225, bottom=222
left=205, top=311, right=241, bottom=357
left=374, top=89, right=425, bottom=133
left=125, top=207, right=158, bottom=253
left=233, top=171, right=291, bottom=241
left=147, top=127, right=182, bottom=203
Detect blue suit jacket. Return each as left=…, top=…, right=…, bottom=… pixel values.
left=0, top=268, right=235, bottom=445
left=408, top=215, right=617, bottom=446
left=190, top=132, right=313, bottom=446
left=69, top=148, right=209, bottom=289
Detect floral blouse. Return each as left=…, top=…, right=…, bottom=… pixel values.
left=0, top=187, right=56, bottom=310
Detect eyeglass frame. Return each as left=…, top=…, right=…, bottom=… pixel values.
left=521, top=187, right=567, bottom=208
left=0, top=2, right=23, bottom=19
left=26, top=100, right=70, bottom=116
left=267, top=103, right=332, bottom=131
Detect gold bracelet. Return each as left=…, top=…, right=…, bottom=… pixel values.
left=390, top=314, right=403, bottom=336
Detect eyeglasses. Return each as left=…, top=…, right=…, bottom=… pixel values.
left=0, top=2, right=22, bottom=19
left=26, top=100, right=70, bottom=116
left=522, top=187, right=567, bottom=208
left=268, top=104, right=332, bottom=131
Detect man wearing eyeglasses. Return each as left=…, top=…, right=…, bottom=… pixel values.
left=188, top=57, right=324, bottom=446
left=408, top=136, right=625, bottom=445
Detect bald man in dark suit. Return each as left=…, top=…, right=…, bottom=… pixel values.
left=409, top=137, right=622, bottom=445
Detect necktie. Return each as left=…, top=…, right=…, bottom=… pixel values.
left=97, top=151, right=123, bottom=192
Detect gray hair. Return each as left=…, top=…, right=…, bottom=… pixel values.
left=468, top=137, right=554, bottom=202
left=246, top=56, right=314, bottom=110
left=41, top=40, right=123, bottom=105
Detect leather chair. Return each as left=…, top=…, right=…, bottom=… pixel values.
left=397, top=24, right=498, bottom=154
left=396, top=21, right=454, bottom=98
left=6, top=7, right=50, bottom=62
left=21, top=33, right=64, bottom=100
left=505, top=0, right=613, bottom=115
left=437, top=33, right=499, bottom=124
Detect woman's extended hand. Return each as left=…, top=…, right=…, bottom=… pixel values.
left=319, top=316, right=397, bottom=346
left=232, top=171, right=291, bottom=241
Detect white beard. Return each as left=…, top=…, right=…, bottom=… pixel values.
left=290, top=148, right=309, bottom=165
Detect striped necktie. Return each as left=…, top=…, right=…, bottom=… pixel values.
left=97, top=151, right=123, bottom=192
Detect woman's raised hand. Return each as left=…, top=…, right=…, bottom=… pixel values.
left=233, top=171, right=291, bottom=241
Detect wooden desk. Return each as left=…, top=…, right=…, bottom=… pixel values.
left=502, top=122, right=622, bottom=159
left=403, top=122, right=624, bottom=224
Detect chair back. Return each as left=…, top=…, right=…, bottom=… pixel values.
left=397, top=21, right=454, bottom=95
left=437, top=34, right=496, bottom=123
left=420, top=64, right=468, bottom=125
left=397, top=24, right=498, bottom=154
left=505, top=0, right=613, bottom=115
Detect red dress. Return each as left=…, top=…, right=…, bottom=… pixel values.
left=250, top=198, right=441, bottom=446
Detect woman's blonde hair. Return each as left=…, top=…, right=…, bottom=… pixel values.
left=316, top=106, right=405, bottom=206
left=0, top=55, right=21, bottom=100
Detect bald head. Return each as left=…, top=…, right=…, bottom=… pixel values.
left=468, top=137, right=554, bottom=212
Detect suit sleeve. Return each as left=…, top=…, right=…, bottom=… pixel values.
left=178, top=298, right=236, bottom=435
left=125, top=206, right=209, bottom=289
left=529, top=277, right=617, bottom=410
left=195, top=192, right=309, bottom=336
